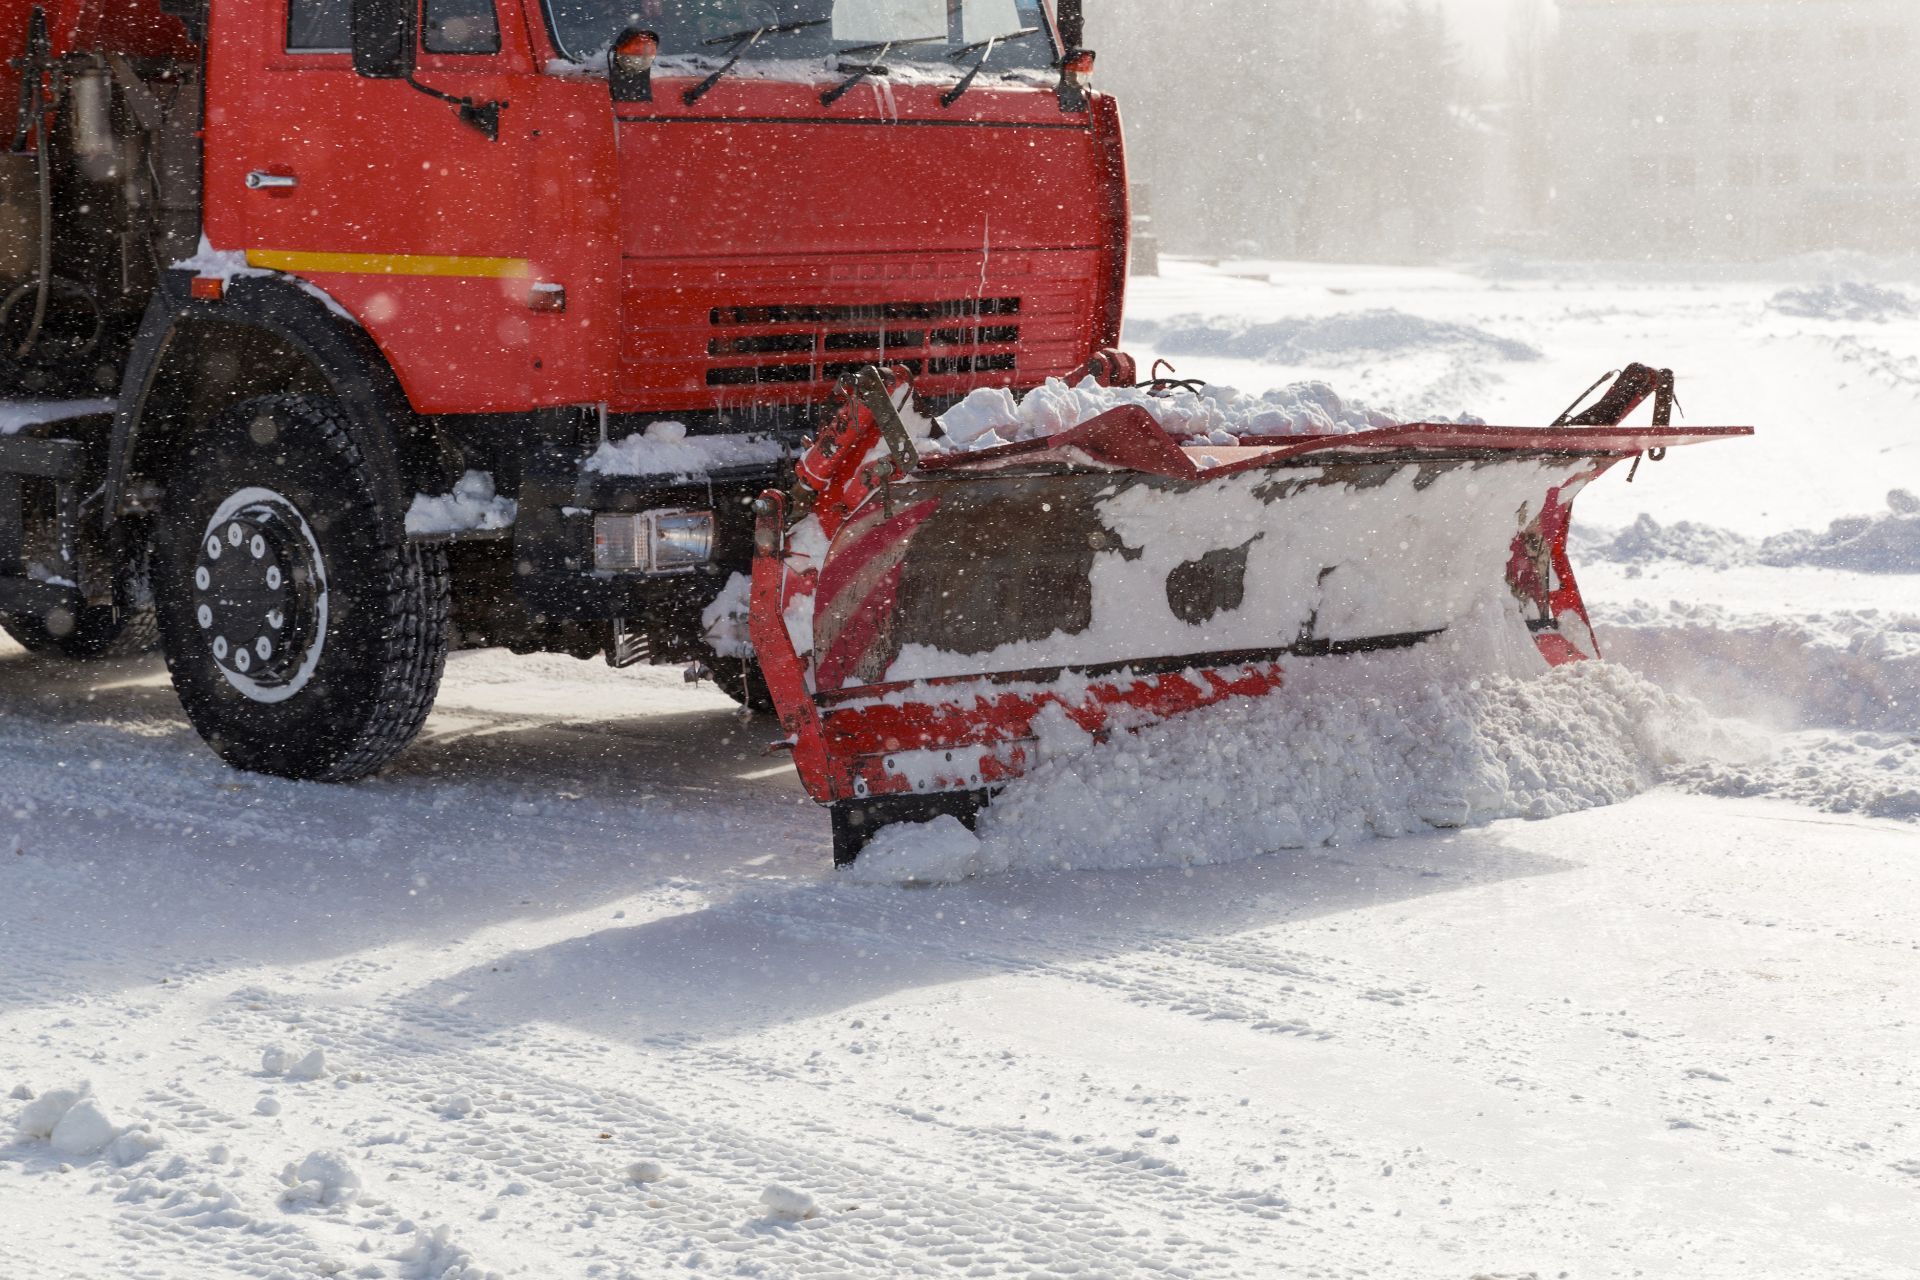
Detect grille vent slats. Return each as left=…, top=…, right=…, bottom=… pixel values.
left=705, top=296, right=1023, bottom=388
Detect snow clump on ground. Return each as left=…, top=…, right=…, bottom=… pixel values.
left=1131, top=309, right=1541, bottom=364
left=849, top=655, right=1745, bottom=885
left=936, top=375, right=1402, bottom=451
left=14, top=1084, right=165, bottom=1165
left=1767, top=281, right=1919, bottom=323
left=278, top=1150, right=360, bottom=1208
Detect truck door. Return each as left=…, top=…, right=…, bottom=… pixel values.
left=205, top=0, right=536, bottom=411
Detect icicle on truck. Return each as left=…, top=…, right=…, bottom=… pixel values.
left=0, top=0, right=1746, bottom=859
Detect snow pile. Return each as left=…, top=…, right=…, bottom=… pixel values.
left=848, top=657, right=1737, bottom=885
left=937, top=375, right=1402, bottom=451
left=587, top=420, right=787, bottom=478
left=1131, top=310, right=1540, bottom=364
left=406, top=471, right=517, bottom=537
left=1590, top=493, right=1920, bottom=574
left=1768, top=281, right=1919, bottom=323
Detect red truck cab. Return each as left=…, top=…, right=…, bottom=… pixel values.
left=0, top=0, right=1130, bottom=784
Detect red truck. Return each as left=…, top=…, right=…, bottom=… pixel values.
left=0, top=0, right=1124, bottom=781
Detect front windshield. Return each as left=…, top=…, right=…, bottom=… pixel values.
left=545, top=0, right=1057, bottom=71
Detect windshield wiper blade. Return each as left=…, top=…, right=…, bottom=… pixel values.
left=941, top=27, right=1041, bottom=106
left=683, top=17, right=831, bottom=105
left=836, top=33, right=947, bottom=57
left=948, top=26, right=1043, bottom=60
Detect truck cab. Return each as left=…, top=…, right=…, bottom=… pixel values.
left=0, top=0, right=1127, bottom=782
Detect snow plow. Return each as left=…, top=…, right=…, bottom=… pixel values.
left=751, top=362, right=1752, bottom=862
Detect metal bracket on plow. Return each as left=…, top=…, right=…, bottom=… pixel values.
left=849, top=366, right=920, bottom=477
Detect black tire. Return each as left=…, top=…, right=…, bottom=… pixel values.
left=706, top=654, right=776, bottom=715
left=1, top=544, right=158, bottom=660
left=152, top=394, right=449, bottom=782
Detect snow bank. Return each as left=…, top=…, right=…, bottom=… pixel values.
left=848, top=656, right=1737, bottom=885
left=1768, top=281, right=1918, bottom=322
left=587, top=420, right=787, bottom=478
left=1590, top=494, right=1920, bottom=575
left=405, top=471, right=516, bottom=537
left=936, top=375, right=1402, bottom=451
left=1131, top=309, right=1541, bottom=364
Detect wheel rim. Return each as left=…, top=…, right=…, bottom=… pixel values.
left=195, top=486, right=329, bottom=704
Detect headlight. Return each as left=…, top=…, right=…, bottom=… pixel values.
left=593, top=509, right=716, bottom=573
left=650, top=510, right=715, bottom=569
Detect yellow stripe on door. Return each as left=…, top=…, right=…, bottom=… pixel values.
left=245, top=251, right=533, bottom=279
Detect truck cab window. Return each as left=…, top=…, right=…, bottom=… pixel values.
left=286, top=0, right=351, bottom=52
left=542, top=0, right=1053, bottom=69
left=425, top=0, right=502, bottom=54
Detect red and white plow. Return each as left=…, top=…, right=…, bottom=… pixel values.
left=750, top=364, right=1751, bottom=863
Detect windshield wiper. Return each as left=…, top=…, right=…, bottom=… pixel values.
left=820, top=34, right=946, bottom=106
left=942, top=26, right=1042, bottom=107
left=683, top=17, right=831, bottom=105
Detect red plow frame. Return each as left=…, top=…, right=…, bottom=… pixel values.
left=749, top=363, right=1752, bottom=862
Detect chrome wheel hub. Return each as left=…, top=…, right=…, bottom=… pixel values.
left=196, top=488, right=328, bottom=703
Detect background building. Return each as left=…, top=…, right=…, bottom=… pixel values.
left=1552, top=0, right=1920, bottom=258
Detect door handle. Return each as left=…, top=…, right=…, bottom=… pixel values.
left=245, top=171, right=297, bottom=190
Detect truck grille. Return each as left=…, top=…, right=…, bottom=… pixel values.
left=705, top=297, right=1022, bottom=388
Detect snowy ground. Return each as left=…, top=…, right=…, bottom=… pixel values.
left=4, top=259, right=1919, bottom=1278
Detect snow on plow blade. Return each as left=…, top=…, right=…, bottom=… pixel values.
left=750, top=366, right=1751, bottom=861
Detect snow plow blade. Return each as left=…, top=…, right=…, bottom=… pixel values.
left=750, top=365, right=1751, bottom=863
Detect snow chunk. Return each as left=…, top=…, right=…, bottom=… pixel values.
left=406, top=471, right=517, bottom=537
left=625, top=1159, right=666, bottom=1184
left=843, top=815, right=983, bottom=886
left=1133, top=309, right=1541, bottom=364
left=255, top=1095, right=281, bottom=1116
left=586, top=423, right=787, bottom=479
left=758, top=1183, right=818, bottom=1220
left=286, top=1049, right=327, bottom=1081
left=260, top=1045, right=293, bottom=1075
left=700, top=571, right=754, bottom=660
left=280, top=1150, right=361, bottom=1207
left=49, top=1099, right=114, bottom=1159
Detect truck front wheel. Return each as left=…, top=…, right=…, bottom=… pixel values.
left=152, top=394, right=449, bottom=782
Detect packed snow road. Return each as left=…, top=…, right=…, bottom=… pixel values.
left=5, top=259, right=1920, bottom=1278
